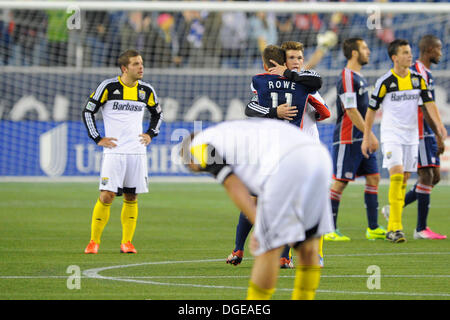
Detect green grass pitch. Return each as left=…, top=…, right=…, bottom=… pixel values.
left=0, top=182, right=449, bottom=300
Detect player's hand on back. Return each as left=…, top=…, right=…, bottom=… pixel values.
left=98, top=137, right=118, bottom=148
left=268, top=59, right=287, bottom=76
left=276, top=103, right=298, bottom=121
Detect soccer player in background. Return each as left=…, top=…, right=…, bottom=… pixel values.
left=362, top=39, right=446, bottom=243
left=82, top=49, right=163, bottom=254
left=383, top=35, right=446, bottom=240
left=180, top=118, right=334, bottom=300
left=226, top=43, right=330, bottom=268
left=325, top=38, right=386, bottom=242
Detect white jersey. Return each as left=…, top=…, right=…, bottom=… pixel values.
left=189, top=119, right=322, bottom=196
left=82, top=76, right=163, bottom=154
left=369, top=69, right=433, bottom=145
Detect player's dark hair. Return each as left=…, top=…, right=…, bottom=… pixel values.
left=262, top=45, right=286, bottom=68
left=388, top=39, right=409, bottom=61
left=342, top=37, right=364, bottom=60
left=419, top=35, right=440, bottom=55
left=117, top=49, right=141, bottom=72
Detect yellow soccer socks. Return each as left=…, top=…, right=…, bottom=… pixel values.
left=121, top=199, right=138, bottom=244
left=292, top=265, right=321, bottom=300
left=90, top=199, right=111, bottom=244
left=246, top=281, right=275, bottom=300
left=388, top=173, right=404, bottom=232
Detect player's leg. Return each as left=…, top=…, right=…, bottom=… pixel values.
left=292, top=237, right=321, bottom=300
left=85, top=154, right=122, bottom=253
left=364, top=173, right=386, bottom=240
left=325, top=179, right=350, bottom=241
left=246, top=245, right=283, bottom=300
left=226, top=212, right=252, bottom=265
left=85, top=190, right=115, bottom=253
left=119, top=154, right=148, bottom=253
left=414, top=167, right=446, bottom=239
left=120, top=192, right=138, bottom=253
left=382, top=143, right=406, bottom=242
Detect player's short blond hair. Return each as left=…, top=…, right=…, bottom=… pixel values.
left=281, top=41, right=304, bottom=53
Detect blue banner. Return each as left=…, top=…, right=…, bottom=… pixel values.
left=0, top=120, right=336, bottom=177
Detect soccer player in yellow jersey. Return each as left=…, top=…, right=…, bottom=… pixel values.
left=362, top=39, right=446, bottom=243
left=82, top=50, right=163, bottom=253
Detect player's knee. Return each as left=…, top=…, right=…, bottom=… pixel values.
left=432, top=169, right=440, bottom=186
left=418, top=168, right=433, bottom=186
left=366, top=174, right=380, bottom=186
left=124, top=193, right=137, bottom=202
left=297, top=238, right=319, bottom=265
left=99, top=190, right=115, bottom=204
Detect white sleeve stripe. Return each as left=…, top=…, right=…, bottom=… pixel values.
left=92, top=77, right=116, bottom=101
left=84, top=112, right=99, bottom=138
left=248, top=102, right=269, bottom=114
left=343, top=69, right=354, bottom=93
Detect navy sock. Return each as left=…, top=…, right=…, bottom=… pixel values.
left=416, top=184, right=432, bottom=232
left=364, top=185, right=379, bottom=230
left=330, top=189, right=342, bottom=229
left=404, top=183, right=417, bottom=207
left=281, top=245, right=290, bottom=260
left=234, top=212, right=253, bottom=251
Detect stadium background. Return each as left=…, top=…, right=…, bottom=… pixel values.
left=0, top=0, right=449, bottom=179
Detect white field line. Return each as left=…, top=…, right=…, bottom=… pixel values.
left=1, top=252, right=449, bottom=297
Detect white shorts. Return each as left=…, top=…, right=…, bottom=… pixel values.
left=252, top=145, right=334, bottom=256
left=381, top=143, right=418, bottom=172
left=99, top=154, right=149, bottom=194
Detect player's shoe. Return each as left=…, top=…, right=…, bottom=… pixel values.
left=324, top=229, right=351, bottom=241
left=381, top=205, right=390, bottom=221
left=385, top=230, right=406, bottom=243
left=120, top=241, right=137, bottom=253
left=414, top=227, right=447, bottom=240
left=84, top=240, right=99, bottom=254
left=366, top=226, right=387, bottom=240
left=226, top=250, right=243, bottom=266
left=319, top=254, right=324, bottom=268
left=280, top=257, right=294, bottom=269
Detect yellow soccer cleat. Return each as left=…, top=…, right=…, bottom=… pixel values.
left=366, top=226, right=387, bottom=240
left=324, top=229, right=351, bottom=241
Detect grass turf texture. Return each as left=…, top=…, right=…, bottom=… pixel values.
left=0, top=182, right=449, bottom=300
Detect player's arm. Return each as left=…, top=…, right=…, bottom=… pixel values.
left=144, top=89, right=163, bottom=142
left=223, top=174, right=256, bottom=224
left=245, top=93, right=278, bottom=118
left=303, top=31, right=338, bottom=70
left=268, top=60, right=322, bottom=90
left=307, top=91, right=331, bottom=121
left=421, top=106, right=445, bottom=155
left=362, top=81, right=385, bottom=158
left=81, top=91, right=118, bottom=148
left=422, top=101, right=447, bottom=145
left=245, top=83, right=297, bottom=120
left=246, top=99, right=297, bottom=121
left=419, top=78, right=448, bottom=141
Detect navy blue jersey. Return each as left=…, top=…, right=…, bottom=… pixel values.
left=333, top=68, right=369, bottom=144
left=413, top=60, right=435, bottom=139
left=251, top=73, right=329, bottom=132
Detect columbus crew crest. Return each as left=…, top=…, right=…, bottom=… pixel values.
left=139, top=89, right=146, bottom=101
